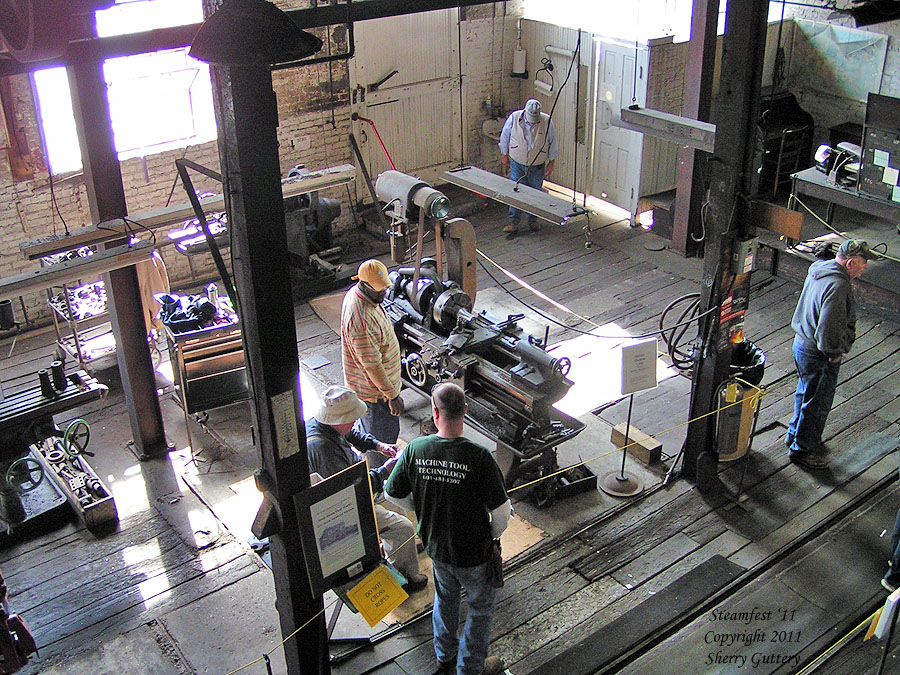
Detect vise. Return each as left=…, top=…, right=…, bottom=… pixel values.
left=384, top=258, right=586, bottom=506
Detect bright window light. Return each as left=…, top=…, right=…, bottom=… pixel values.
left=32, top=68, right=82, bottom=174
left=522, top=0, right=732, bottom=43
left=33, top=0, right=213, bottom=175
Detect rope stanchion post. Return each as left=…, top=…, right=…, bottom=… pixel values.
left=599, top=393, right=644, bottom=498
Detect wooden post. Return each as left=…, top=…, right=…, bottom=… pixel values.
left=208, top=61, right=329, bottom=675
left=681, top=0, right=769, bottom=488
left=671, top=0, right=719, bottom=257
left=67, top=58, right=169, bottom=458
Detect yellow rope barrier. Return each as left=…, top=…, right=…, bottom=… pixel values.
left=226, top=379, right=767, bottom=673
left=509, top=384, right=765, bottom=493
left=794, top=609, right=879, bottom=675
left=791, top=196, right=900, bottom=263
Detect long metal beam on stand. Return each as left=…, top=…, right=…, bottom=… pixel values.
left=681, top=0, right=769, bottom=488
left=67, top=58, right=169, bottom=459
left=444, top=166, right=588, bottom=225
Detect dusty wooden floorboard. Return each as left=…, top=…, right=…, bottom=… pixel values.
left=573, top=489, right=726, bottom=580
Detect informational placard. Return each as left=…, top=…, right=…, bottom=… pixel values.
left=621, top=339, right=658, bottom=396
left=346, top=564, right=409, bottom=627
left=311, top=484, right=366, bottom=578
left=271, top=390, right=300, bottom=459
left=293, top=462, right=381, bottom=598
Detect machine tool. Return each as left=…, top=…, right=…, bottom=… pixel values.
left=371, top=169, right=589, bottom=506
left=383, top=258, right=587, bottom=506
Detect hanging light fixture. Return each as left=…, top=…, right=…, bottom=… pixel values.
left=189, top=0, right=323, bottom=66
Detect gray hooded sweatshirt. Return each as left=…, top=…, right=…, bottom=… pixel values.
left=791, top=259, right=856, bottom=358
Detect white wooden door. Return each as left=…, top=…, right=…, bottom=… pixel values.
left=350, top=10, right=462, bottom=186
left=591, top=39, right=648, bottom=221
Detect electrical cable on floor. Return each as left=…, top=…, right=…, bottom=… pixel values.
left=791, top=195, right=899, bottom=263
left=475, top=248, right=717, bottom=341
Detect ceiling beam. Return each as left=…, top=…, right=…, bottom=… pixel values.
left=0, top=0, right=498, bottom=75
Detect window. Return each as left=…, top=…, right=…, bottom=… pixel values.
left=33, top=0, right=214, bottom=175
left=521, top=0, right=734, bottom=43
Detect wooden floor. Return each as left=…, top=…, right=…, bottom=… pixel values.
left=2, top=195, right=900, bottom=674
left=325, top=204, right=900, bottom=674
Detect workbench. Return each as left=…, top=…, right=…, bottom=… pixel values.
left=789, top=167, right=900, bottom=229
left=0, top=369, right=108, bottom=538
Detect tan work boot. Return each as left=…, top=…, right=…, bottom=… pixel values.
left=481, top=655, right=505, bottom=675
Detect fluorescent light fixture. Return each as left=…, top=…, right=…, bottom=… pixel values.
left=611, top=106, right=716, bottom=153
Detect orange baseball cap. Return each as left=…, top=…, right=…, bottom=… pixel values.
left=353, top=259, right=391, bottom=291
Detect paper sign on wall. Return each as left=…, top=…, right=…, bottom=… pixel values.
left=272, top=390, right=301, bottom=459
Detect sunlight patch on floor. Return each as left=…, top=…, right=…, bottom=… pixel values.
left=550, top=323, right=676, bottom=419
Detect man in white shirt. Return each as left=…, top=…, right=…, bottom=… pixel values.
left=498, top=98, right=558, bottom=235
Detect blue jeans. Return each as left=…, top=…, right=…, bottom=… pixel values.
left=508, top=159, right=546, bottom=225
left=786, top=338, right=840, bottom=456
left=354, top=399, right=400, bottom=467
left=432, top=559, right=497, bottom=675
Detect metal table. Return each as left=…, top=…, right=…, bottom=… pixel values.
left=0, top=370, right=107, bottom=443
left=789, top=167, right=900, bottom=228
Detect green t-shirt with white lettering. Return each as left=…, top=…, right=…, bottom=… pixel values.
left=385, top=435, right=508, bottom=568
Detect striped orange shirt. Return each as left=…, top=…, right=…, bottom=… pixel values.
left=340, top=285, right=402, bottom=402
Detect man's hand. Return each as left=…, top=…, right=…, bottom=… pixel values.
left=382, top=455, right=399, bottom=474
left=388, top=395, right=405, bottom=416
left=376, top=442, right=400, bottom=458
left=829, top=354, right=843, bottom=363
left=545, top=159, right=555, bottom=178
left=500, top=154, right=509, bottom=176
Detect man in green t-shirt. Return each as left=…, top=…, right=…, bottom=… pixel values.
left=386, top=383, right=510, bottom=675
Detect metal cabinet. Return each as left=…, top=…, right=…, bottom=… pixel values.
left=165, top=322, right=248, bottom=414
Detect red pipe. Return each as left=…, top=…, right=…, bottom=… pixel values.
left=351, top=113, right=396, bottom=170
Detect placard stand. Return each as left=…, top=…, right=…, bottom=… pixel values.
left=599, top=393, right=644, bottom=497
left=599, top=339, right=658, bottom=498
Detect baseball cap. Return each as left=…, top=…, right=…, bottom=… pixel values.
left=353, top=259, right=391, bottom=291
left=837, top=239, right=879, bottom=261
left=317, top=385, right=367, bottom=426
left=524, top=99, right=542, bottom=123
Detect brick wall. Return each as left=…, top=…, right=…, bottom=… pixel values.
left=0, top=2, right=519, bottom=330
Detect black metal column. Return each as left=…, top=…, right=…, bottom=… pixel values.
left=681, top=0, right=769, bottom=487
left=67, top=59, right=168, bottom=457
left=209, top=62, right=328, bottom=675
left=671, top=0, right=718, bottom=257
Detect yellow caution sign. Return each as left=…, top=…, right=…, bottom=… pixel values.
left=346, top=565, right=408, bottom=627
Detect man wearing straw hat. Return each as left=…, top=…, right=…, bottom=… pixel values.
left=306, top=385, right=428, bottom=593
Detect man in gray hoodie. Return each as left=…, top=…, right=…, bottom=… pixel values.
left=787, top=239, right=878, bottom=470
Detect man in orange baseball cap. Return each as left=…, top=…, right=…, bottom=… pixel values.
left=340, top=259, right=404, bottom=462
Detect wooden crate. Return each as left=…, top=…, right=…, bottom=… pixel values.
left=33, top=438, right=117, bottom=531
